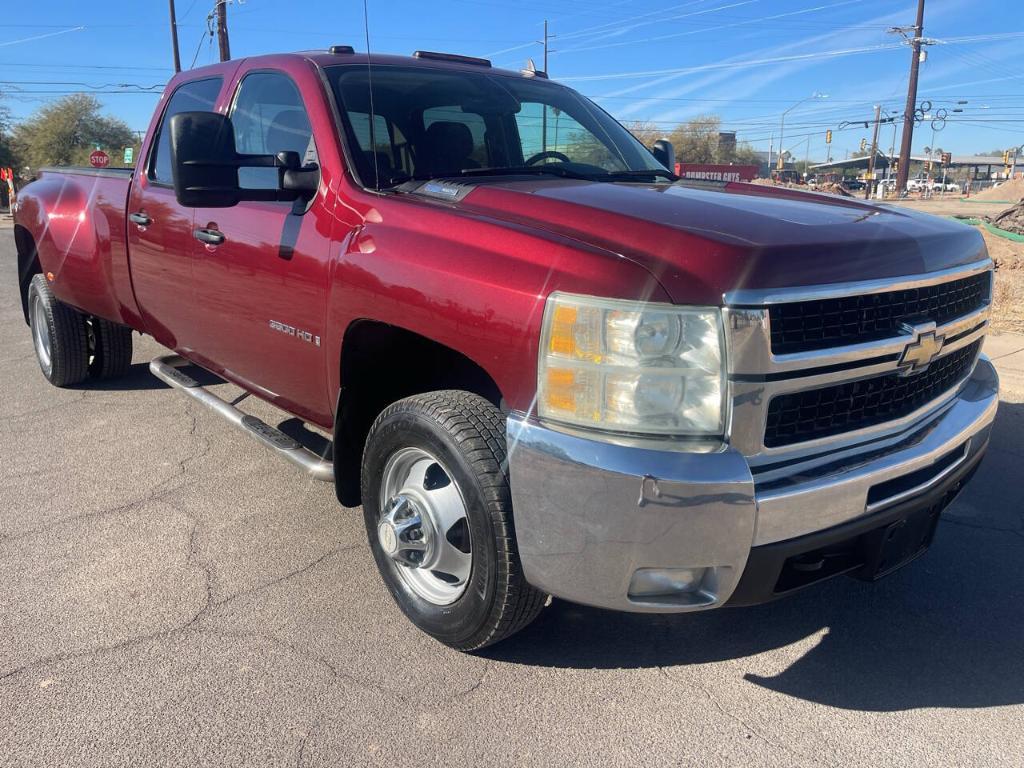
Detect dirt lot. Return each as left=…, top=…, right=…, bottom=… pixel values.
left=970, top=178, right=1024, bottom=202
left=985, top=228, right=1024, bottom=334
left=880, top=198, right=1024, bottom=334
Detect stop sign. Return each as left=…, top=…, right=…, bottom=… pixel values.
left=89, top=150, right=110, bottom=168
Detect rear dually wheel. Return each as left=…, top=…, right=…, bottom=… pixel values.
left=28, top=274, right=89, bottom=387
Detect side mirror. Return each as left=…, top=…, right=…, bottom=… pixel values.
left=169, top=111, right=318, bottom=208
left=651, top=139, right=676, bottom=173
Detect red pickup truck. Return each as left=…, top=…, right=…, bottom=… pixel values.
left=12, top=49, right=998, bottom=650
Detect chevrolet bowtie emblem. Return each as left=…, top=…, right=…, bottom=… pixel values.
left=898, top=328, right=945, bottom=376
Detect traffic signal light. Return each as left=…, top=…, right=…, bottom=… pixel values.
left=1004, top=151, right=1011, bottom=164
left=825, top=130, right=832, bottom=144
left=942, top=152, right=952, bottom=166
left=860, top=138, right=867, bottom=152
left=892, top=158, right=899, bottom=172
left=776, top=156, right=784, bottom=170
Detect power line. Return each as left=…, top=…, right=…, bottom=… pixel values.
left=561, top=42, right=907, bottom=82
left=0, top=80, right=163, bottom=90
left=0, top=62, right=172, bottom=71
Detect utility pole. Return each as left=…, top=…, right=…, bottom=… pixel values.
left=542, top=19, right=551, bottom=73
left=865, top=104, right=882, bottom=200
left=894, top=0, right=926, bottom=194
left=216, top=0, right=231, bottom=62
left=168, top=0, right=181, bottom=72
left=539, top=20, right=554, bottom=151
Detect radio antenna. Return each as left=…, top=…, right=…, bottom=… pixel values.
left=362, top=0, right=380, bottom=190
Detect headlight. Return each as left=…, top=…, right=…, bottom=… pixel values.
left=538, top=292, right=726, bottom=436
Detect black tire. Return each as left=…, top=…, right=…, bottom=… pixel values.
left=27, top=274, right=88, bottom=387
left=361, top=391, right=546, bottom=651
left=88, top=317, right=133, bottom=379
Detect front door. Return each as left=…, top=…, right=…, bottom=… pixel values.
left=188, top=68, right=333, bottom=425
left=127, top=76, right=224, bottom=351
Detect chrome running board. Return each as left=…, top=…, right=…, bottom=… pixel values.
left=149, top=354, right=334, bottom=483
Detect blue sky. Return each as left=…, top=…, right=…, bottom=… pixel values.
left=1, top=0, right=1021, bottom=161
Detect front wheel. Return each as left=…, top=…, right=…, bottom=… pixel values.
left=361, top=391, right=546, bottom=651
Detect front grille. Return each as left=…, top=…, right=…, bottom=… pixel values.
left=768, top=272, right=990, bottom=355
left=764, top=340, right=981, bottom=448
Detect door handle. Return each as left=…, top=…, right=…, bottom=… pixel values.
left=193, top=228, right=225, bottom=246
left=129, top=212, right=151, bottom=226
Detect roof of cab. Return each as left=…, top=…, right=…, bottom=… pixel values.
left=183, top=50, right=544, bottom=81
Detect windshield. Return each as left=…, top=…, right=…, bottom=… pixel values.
left=325, top=64, right=668, bottom=189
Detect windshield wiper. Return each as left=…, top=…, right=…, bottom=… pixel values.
left=600, top=169, right=679, bottom=182
left=455, top=165, right=597, bottom=181
left=383, top=165, right=671, bottom=192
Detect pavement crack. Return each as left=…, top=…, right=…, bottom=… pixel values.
left=453, top=659, right=493, bottom=699
left=295, top=715, right=322, bottom=768
left=3, top=389, right=88, bottom=421
left=661, top=668, right=833, bottom=767
left=0, top=401, right=210, bottom=545
left=209, top=544, right=359, bottom=609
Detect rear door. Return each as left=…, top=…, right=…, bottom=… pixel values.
left=188, top=66, right=335, bottom=424
left=127, top=76, right=224, bottom=350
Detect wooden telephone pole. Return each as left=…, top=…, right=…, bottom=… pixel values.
left=895, top=0, right=926, bottom=194
left=865, top=104, right=882, bottom=200
left=168, top=0, right=181, bottom=72
left=216, top=0, right=231, bottom=62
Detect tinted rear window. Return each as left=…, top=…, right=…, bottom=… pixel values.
left=149, top=77, right=223, bottom=185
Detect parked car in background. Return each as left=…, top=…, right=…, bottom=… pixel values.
left=841, top=179, right=865, bottom=191
left=11, top=48, right=999, bottom=650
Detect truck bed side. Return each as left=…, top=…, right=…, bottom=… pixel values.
left=14, top=167, right=142, bottom=329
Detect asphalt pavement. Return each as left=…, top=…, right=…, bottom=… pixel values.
left=2, top=217, right=1024, bottom=767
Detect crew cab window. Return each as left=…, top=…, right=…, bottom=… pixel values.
left=230, top=71, right=318, bottom=190
left=149, top=77, right=223, bottom=185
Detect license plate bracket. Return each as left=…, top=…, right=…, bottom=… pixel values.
left=856, top=504, right=942, bottom=581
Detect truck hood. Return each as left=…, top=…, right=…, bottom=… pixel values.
left=437, top=179, right=987, bottom=305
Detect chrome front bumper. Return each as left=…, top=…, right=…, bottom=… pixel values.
left=506, top=355, right=999, bottom=613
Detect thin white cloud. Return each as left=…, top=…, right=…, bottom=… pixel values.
left=0, top=26, right=85, bottom=48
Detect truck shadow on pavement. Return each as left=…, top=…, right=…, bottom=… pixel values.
left=484, top=400, right=1024, bottom=712
left=69, top=362, right=225, bottom=392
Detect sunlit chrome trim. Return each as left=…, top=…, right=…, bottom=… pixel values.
left=724, top=260, right=993, bottom=460
left=727, top=305, right=990, bottom=377
left=752, top=355, right=998, bottom=545
left=724, top=258, right=992, bottom=306
left=729, top=327, right=986, bottom=461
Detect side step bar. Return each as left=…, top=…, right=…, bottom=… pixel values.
left=149, top=355, right=334, bottom=483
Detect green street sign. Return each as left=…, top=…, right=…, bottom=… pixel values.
left=123, top=147, right=134, bottom=164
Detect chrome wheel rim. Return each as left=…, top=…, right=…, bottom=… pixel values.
left=378, top=447, right=472, bottom=605
left=30, top=293, right=52, bottom=375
